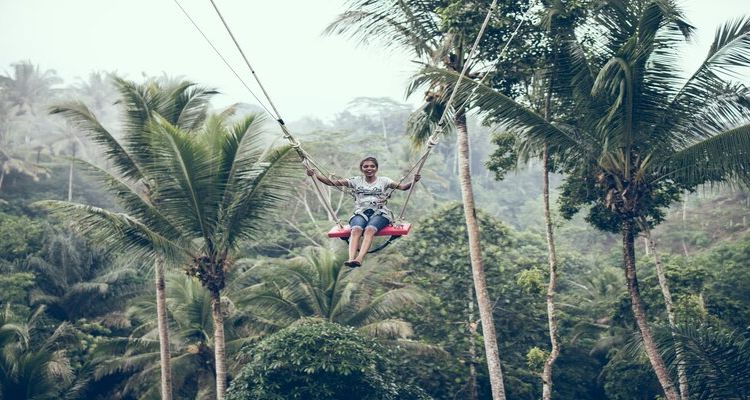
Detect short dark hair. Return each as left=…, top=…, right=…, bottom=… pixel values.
left=359, top=156, right=379, bottom=170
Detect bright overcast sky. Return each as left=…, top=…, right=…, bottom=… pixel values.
left=1, top=0, right=748, bottom=121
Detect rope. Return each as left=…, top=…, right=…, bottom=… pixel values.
left=454, top=2, right=535, bottom=113
left=178, top=0, right=527, bottom=229
left=392, top=0, right=499, bottom=221
left=202, top=0, right=345, bottom=225
left=303, top=160, right=345, bottom=228
left=174, top=1, right=347, bottom=189
left=172, top=0, right=274, bottom=118
left=389, top=0, right=535, bottom=221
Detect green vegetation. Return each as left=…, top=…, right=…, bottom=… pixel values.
left=1, top=1, right=750, bottom=399
left=226, top=320, right=429, bottom=400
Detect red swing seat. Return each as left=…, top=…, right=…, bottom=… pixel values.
left=327, top=223, right=412, bottom=238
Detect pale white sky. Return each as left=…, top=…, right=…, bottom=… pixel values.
left=1, top=0, right=748, bottom=121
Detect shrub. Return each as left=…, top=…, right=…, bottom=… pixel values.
left=227, top=319, right=429, bottom=400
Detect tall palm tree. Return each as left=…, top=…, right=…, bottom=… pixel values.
left=522, top=4, right=583, bottom=397
left=43, top=76, right=217, bottom=400
left=139, top=113, right=299, bottom=399
left=41, top=108, right=298, bottom=400
left=230, top=247, right=425, bottom=341
left=641, top=224, right=689, bottom=398
left=430, top=3, right=750, bottom=399
left=0, top=81, right=46, bottom=191
left=326, top=2, right=516, bottom=397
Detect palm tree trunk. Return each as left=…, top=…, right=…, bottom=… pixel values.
left=643, top=227, right=689, bottom=400
left=211, top=289, right=227, bottom=400
left=455, top=111, right=507, bottom=400
left=541, top=146, right=560, bottom=400
left=468, top=286, right=479, bottom=400
left=681, top=195, right=689, bottom=258
left=622, top=221, right=678, bottom=400
left=0, top=168, right=5, bottom=191
left=155, top=257, right=173, bottom=400
left=68, top=141, right=76, bottom=202
left=68, top=160, right=74, bottom=202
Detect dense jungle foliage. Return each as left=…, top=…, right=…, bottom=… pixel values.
left=1, top=0, right=750, bottom=399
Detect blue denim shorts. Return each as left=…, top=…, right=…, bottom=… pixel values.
left=350, top=209, right=390, bottom=232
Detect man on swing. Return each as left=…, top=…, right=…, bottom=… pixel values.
left=306, top=156, right=420, bottom=267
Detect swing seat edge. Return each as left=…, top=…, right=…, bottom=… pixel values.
left=327, top=223, right=412, bottom=238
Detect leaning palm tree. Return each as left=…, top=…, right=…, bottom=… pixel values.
left=326, top=2, right=515, bottom=397
left=44, top=76, right=217, bottom=400
left=230, top=246, right=425, bottom=342
left=426, top=3, right=750, bottom=399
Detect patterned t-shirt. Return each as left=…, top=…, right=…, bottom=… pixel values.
left=346, top=176, right=395, bottom=218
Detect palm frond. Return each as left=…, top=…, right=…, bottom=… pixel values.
left=662, top=122, right=750, bottom=187
left=167, top=81, right=218, bottom=130
left=146, top=117, right=217, bottom=240
left=323, top=0, right=440, bottom=60
left=657, top=324, right=750, bottom=399
left=346, top=287, right=426, bottom=326
left=653, top=16, right=750, bottom=139
left=706, top=16, right=750, bottom=76
left=49, top=101, right=143, bottom=180
left=74, top=159, right=184, bottom=239
left=357, top=318, right=414, bottom=339
left=94, top=350, right=160, bottom=380
left=239, top=290, right=307, bottom=327
left=218, top=113, right=272, bottom=217
left=418, top=65, right=586, bottom=162
left=221, top=144, right=300, bottom=248
left=34, top=200, right=188, bottom=263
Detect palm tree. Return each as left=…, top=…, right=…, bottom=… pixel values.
left=94, top=273, right=252, bottom=400
left=326, top=2, right=518, bottom=397
left=43, top=76, right=218, bottom=400
left=230, top=247, right=425, bottom=342
left=521, top=4, right=583, bottom=397
left=25, top=230, right=147, bottom=322
left=139, top=113, right=299, bottom=399
left=657, top=323, right=750, bottom=399
left=0, top=306, right=81, bottom=400
left=641, top=224, right=690, bottom=398
left=430, top=3, right=750, bottom=399
left=46, top=78, right=297, bottom=399
left=0, top=61, right=62, bottom=117
left=0, top=83, right=47, bottom=192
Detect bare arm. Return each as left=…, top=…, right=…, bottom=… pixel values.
left=390, top=174, right=421, bottom=191
left=306, top=169, right=349, bottom=187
